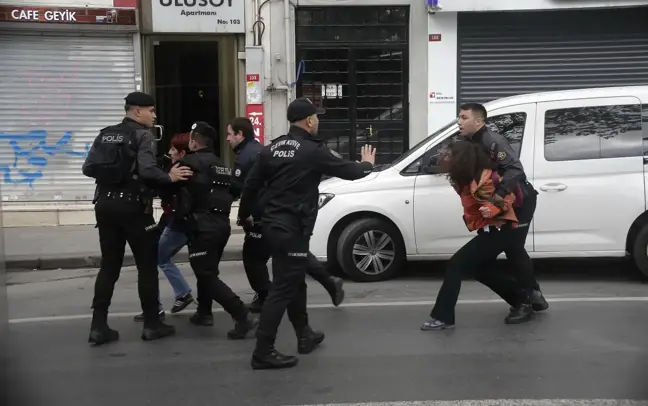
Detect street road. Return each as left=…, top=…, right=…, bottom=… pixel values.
left=5, top=261, right=648, bottom=406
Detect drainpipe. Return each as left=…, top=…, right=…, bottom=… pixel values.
left=284, top=0, right=293, bottom=106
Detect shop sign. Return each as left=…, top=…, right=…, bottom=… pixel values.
left=0, top=6, right=136, bottom=25
left=429, top=91, right=455, bottom=104
left=245, top=104, right=265, bottom=145
left=152, top=0, right=244, bottom=33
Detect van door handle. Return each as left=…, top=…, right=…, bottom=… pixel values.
left=539, top=183, right=567, bottom=192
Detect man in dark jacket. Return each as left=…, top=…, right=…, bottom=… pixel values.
left=227, top=117, right=344, bottom=313
left=239, top=98, right=376, bottom=370
left=458, top=102, right=548, bottom=312
left=172, top=121, right=257, bottom=339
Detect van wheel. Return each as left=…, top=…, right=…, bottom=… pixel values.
left=336, top=218, right=405, bottom=282
left=631, top=224, right=648, bottom=280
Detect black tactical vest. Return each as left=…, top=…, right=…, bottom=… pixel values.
left=83, top=123, right=139, bottom=190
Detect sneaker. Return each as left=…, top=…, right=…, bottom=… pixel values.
left=530, top=290, right=549, bottom=312
left=134, top=310, right=165, bottom=322
left=420, top=318, right=454, bottom=331
left=171, top=293, right=195, bottom=314
left=505, top=304, right=534, bottom=324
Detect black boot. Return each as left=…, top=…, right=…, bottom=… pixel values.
left=247, top=293, right=266, bottom=314
left=88, top=312, right=119, bottom=346
left=530, top=290, right=549, bottom=312
left=297, top=326, right=325, bottom=355
left=189, top=311, right=214, bottom=326
left=141, top=316, right=176, bottom=341
left=326, top=277, right=345, bottom=307
left=227, top=312, right=259, bottom=340
left=505, top=303, right=534, bottom=324
left=251, top=339, right=299, bottom=370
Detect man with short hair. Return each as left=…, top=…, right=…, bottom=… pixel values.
left=239, top=98, right=376, bottom=370
left=83, top=91, right=191, bottom=345
left=173, top=121, right=257, bottom=339
left=227, top=117, right=345, bottom=313
left=458, top=102, right=548, bottom=311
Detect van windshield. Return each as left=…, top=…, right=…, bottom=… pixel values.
left=385, top=119, right=457, bottom=168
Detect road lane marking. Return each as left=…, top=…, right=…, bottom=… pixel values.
left=8, top=296, right=648, bottom=324
left=287, top=401, right=648, bottom=406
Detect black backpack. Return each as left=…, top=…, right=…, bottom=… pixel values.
left=82, top=124, right=139, bottom=185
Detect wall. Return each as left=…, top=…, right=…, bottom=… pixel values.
left=427, top=12, right=457, bottom=135
left=255, top=0, right=429, bottom=147
left=434, top=0, right=648, bottom=12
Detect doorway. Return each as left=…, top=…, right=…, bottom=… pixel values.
left=153, top=41, right=221, bottom=158
left=295, top=6, right=410, bottom=165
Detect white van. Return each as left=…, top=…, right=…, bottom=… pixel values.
left=311, top=86, right=648, bottom=282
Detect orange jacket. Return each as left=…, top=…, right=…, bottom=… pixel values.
left=455, top=169, right=519, bottom=231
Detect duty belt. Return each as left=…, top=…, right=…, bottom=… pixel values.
left=96, top=190, right=141, bottom=202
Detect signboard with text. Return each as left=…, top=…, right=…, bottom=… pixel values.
left=151, top=0, right=244, bottom=33
left=0, top=6, right=136, bottom=25
left=246, top=104, right=265, bottom=145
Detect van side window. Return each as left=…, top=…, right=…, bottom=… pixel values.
left=485, top=112, right=527, bottom=158
left=402, top=134, right=460, bottom=175
left=544, top=104, right=643, bottom=162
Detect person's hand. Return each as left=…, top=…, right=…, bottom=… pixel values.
left=169, top=165, right=193, bottom=182
left=479, top=206, right=493, bottom=218
left=360, top=144, right=376, bottom=165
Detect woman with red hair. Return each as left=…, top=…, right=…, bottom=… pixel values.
left=134, top=133, right=195, bottom=321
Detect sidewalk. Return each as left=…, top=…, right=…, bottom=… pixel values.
left=3, top=225, right=244, bottom=272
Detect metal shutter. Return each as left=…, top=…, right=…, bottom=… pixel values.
left=457, top=7, right=648, bottom=106
left=0, top=32, right=135, bottom=202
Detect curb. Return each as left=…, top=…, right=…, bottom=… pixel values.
left=6, top=249, right=243, bottom=272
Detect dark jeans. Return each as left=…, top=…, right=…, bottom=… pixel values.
left=92, top=199, right=160, bottom=325
left=430, top=226, right=529, bottom=325
left=255, top=226, right=318, bottom=346
left=242, top=223, right=337, bottom=298
left=187, top=224, right=248, bottom=320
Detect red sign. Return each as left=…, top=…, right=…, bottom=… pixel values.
left=246, top=104, right=265, bottom=145
left=246, top=74, right=260, bottom=82
left=429, top=34, right=442, bottom=42
left=0, top=6, right=136, bottom=25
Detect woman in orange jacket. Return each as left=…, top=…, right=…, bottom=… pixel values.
left=421, top=141, right=534, bottom=331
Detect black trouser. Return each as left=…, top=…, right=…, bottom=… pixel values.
left=92, top=199, right=160, bottom=325
left=506, top=191, right=540, bottom=291
left=243, top=224, right=337, bottom=299
left=430, top=226, right=529, bottom=325
left=187, top=222, right=248, bottom=321
left=255, top=226, right=320, bottom=346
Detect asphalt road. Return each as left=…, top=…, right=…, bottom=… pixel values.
left=5, top=261, right=648, bottom=406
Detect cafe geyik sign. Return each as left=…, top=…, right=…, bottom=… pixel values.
left=152, top=0, right=244, bottom=33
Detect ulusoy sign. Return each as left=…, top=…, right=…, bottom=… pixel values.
left=152, top=0, right=244, bottom=33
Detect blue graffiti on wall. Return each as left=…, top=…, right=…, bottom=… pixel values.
left=0, top=130, right=90, bottom=188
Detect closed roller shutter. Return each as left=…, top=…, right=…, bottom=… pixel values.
left=0, top=32, right=135, bottom=202
left=457, top=7, right=648, bottom=106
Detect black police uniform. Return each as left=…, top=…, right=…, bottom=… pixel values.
left=231, top=137, right=344, bottom=313
left=238, top=98, right=374, bottom=370
left=173, top=122, right=257, bottom=338
left=470, top=125, right=548, bottom=310
left=82, top=92, right=175, bottom=345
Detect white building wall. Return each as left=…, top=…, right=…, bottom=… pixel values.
left=426, top=0, right=648, bottom=135
left=253, top=0, right=429, bottom=147
left=434, top=0, right=648, bottom=12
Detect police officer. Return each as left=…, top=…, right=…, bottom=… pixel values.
left=173, top=121, right=258, bottom=338
left=458, top=102, right=548, bottom=312
left=227, top=117, right=345, bottom=313
left=82, top=91, right=192, bottom=345
left=238, top=98, right=376, bottom=370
